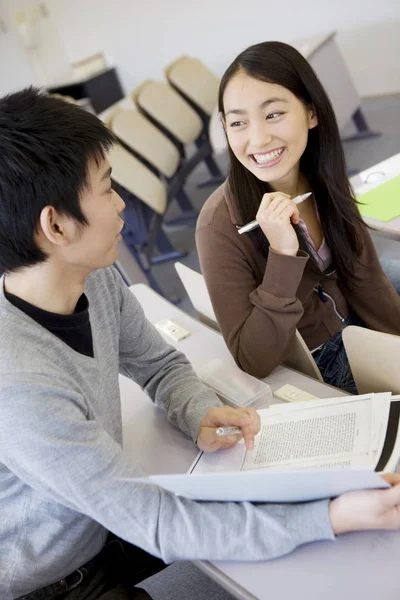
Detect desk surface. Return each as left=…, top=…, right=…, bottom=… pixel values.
left=350, top=152, right=400, bottom=239
left=120, top=284, right=344, bottom=473
left=120, top=284, right=400, bottom=600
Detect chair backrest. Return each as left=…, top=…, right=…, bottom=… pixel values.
left=111, top=109, right=180, bottom=179
left=174, top=262, right=219, bottom=331
left=174, top=262, right=323, bottom=381
left=342, top=325, right=400, bottom=394
left=98, top=96, right=136, bottom=128
left=165, top=56, right=219, bottom=117
left=108, top=144, right=167, bottom=215
left=131, top=80, right=203, bottom=145
left=284, top=332, right=324, bottom=382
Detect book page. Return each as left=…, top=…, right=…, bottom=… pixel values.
left=189, top=393, right=391, bottom=475
left=242, top=396, right=385, bottom=471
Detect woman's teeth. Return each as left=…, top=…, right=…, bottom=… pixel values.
left=252, top=148, right=284, bottom=163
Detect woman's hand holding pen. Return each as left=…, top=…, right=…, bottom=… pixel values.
left=197, top=406, right=260, bottom=453
left=256, top=192, right=300, bottom=256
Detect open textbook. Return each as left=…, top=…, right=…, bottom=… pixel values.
left=149, top=393, right=400, bottom=502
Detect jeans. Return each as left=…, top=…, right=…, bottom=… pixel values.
left=312, top=314, right=365, bottom=394
left=17, top=535, right=166, bottom=600
left=380, top=256, right=400, bottom=295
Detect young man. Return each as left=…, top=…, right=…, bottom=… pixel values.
left=1, top=88, right=400, bottom=600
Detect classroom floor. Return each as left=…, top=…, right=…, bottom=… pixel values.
left=121, top=96, right=400, bottom=600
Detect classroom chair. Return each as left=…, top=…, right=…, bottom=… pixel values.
left=163, top=59, right=225, bottom=189
left=174, top=261, right=218, bottom=331
left=108, top=143, right=184, bottom=299
left=284, top=332, right=324, bottom=382
left=164, top=56, right=219, bottom=125
left=98, top=97, right=135, bottom=128
left=174, top=262, right=323, bottom=381
left=342, top=326, right=400, bottom=394
left=130, top=80, right=223, bottom=186
left=111, top=107, right=197, bottom=227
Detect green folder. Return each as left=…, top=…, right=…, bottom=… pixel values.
left=357, top=175, right=400, bottom=222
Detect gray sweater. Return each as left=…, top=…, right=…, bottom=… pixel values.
left=0, top=267, right=334, bottom=598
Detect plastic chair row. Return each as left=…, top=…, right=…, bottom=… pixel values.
left=99, top=56, right=222, bottom=299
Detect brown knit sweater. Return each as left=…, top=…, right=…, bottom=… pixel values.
left=196, top=180, right=400, bottom=378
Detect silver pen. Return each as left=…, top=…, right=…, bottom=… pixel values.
left=237, top=192, right=312, bottom=235
left=216, top=426, right=242, bottom=437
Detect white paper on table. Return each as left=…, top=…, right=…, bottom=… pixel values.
left=149, top=468, right=388, bottom=503
left=147, top=394, right=394, bottom=502
left=242, top=393, right=391, bottom=471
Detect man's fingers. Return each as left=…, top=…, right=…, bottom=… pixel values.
left=199, top=429, right=241, bottom=453
left=382, top=482, right=400, bottom=507
left=381, top=473, right=400, bottom=486
left=206, top=407, right=253, bottom=428
left=199, top=406, right=260, bottom=452
left=243, top=407, right=261, bottom=433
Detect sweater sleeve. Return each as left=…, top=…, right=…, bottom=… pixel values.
left=196, top=224, right=309, bottom=378
left=0, top=376, right=334, bottom=564
left=111, top=268, right=223, bottom=443
left=342, top=229, right=400, bottom=334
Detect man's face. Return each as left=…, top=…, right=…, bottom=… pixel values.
left=61, top=157, right=125, bottom=272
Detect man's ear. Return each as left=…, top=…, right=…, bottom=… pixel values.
left=39, top=206, right=74, bottom=247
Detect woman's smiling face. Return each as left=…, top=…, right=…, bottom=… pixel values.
left=222, top=70, right=318, bottom=190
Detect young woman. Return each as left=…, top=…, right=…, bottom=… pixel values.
left=196, top=41, right=400, bottom=393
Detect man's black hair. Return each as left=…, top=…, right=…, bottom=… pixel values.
left=0, top=87, right=115, bottom=272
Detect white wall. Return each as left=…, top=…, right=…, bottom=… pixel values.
left=0, top=0, right=34, bottom=95
left=2, top=0, right=400, bottom=98
left=50, top=0, right=400, bottom=98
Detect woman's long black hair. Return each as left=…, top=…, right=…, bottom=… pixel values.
left=218, top=41, right=365, bottom=282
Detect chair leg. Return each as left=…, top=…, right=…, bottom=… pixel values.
left=174, top=188, right=196, bottom=213
left=146, top=213, right=187, bottom=266
left=197, top=175, right=226, bottom=189
left=121, top=234, right=181, bottom=303
left=117, top=188, right=183, bottom=302
left=164, top=181, right=198, bottom=228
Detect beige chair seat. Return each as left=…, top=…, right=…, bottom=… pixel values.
left=343, top=326, right=400, bottom=394
left=108, top=144, right=167, bottom=215
left=98, top=97, right=136, bottom=128
left=111, top=109, right=180, bottom=179
left=131, top=80, right=203, bottom=145
left=165, top=56, right=219, bottom=117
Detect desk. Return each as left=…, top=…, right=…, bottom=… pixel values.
left=293, top=32, right=377, bottom=141
left=120, top=284, right=400, bottom=600
left=350, top=152, right=400, bottom=241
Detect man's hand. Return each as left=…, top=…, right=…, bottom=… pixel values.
left=197, top=406, right=260, bottom=453
left=329, top=474, right=400, bottom=535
